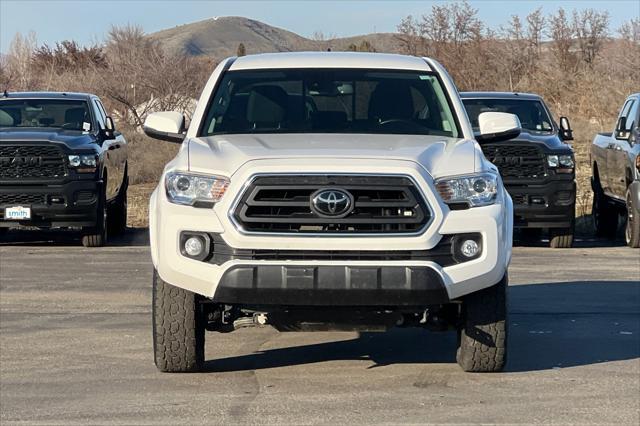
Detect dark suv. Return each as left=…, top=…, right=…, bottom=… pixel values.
left=0, top=92, right=128, bottom=246
left=462, top=92, right=576, bottom=248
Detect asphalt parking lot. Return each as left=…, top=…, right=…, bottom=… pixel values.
left=0, top=230, right=639, bottom=424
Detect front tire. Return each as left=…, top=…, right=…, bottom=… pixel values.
left=81, top=189, right=107, bottom=247
left=592, top=187, right=618, bottom=239
left=549, top=224, right=574, bottom=248
left=109, top=174, right=128, bottom=235
left=456, top=273, right=508, bottom=372
left=625, top=188, right=640, bottom=248
left=152, top=269, right=205, bottom=372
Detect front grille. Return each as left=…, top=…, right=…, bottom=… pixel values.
left=0, top=145, right=67, bottom=180
left=0, top=193, right=46, bottom=205
left=511, top=194, right=528, bottom=205
left=232, top=175, right=430, bottom=234
left=208, top=234, right=457, bottom=266
left=481, top=143, right=546, bottom=180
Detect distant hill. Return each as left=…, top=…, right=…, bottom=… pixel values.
left=149, top=16, right=403, bottom=58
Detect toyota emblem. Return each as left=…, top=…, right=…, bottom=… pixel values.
left=310, top=188, right=354, bottom=217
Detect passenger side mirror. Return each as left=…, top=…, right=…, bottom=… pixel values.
left=615, top=116, right=631, bottom=141
left=143, top=111, right=186, bottom=143
left=101, top=116, right=116, bottom=139
left=476, top=112, right=521, bottom=144
left=559, top=116, right=573, bottom=141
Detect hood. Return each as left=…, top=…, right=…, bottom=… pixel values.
left=187, top=133, right=483, bottom=178
left=478, top=130, right=572, bottom=152
left=0, top=128, right=97, bottom=150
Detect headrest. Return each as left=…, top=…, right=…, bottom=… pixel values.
left=368, top=81, right=414, bottom=121
left=0, top=109, right=15, bottom=126
left=64, top=107, right=86, bottom=125
left=246, top=85, right=288, bottom=126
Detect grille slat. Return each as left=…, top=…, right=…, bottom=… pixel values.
left=0, top=145, right=67, bottom=179
left=0, top=193, right=46, bottom=205
left=481, top=143, right=546, bottom=179
left=233, top=175, right=430, bottom=234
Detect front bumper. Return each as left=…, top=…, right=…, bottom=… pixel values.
left=150, top=159, right=513, bottom=303
left=0, top=180, right=100, bottom=228
left=506, top=177, right=575, bottom=229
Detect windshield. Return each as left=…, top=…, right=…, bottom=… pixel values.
left=463, top=98, right=554, bottom=133
left=201, top=69, right=459, bottom=137
left=0, top=99, right=92, bottom=131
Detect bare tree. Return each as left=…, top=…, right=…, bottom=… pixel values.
left=6, top=31, right=37, bottom=90
left=395, top=16, right=420, bottom=55
left=573, top=9, right=610, bottom=66
left=547, top=8, right=577, bottom=74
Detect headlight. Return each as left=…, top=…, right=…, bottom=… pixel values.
left=165, top=172, right=229, bottom=206
left=548, top=154, right=574, bottom=168
left=435, top=173, right=499, bottom=207
left=68, top=154, right=97, bottom=171
left=559, top=155, right=574, bottom=167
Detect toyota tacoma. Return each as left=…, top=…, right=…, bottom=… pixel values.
left=591, top=93, right=640, bottom=247
left=462, top=92, right=576, bottom=248
left=144, top=52, right=518, bottom=373
left=0, top=92, right=128, bottom=246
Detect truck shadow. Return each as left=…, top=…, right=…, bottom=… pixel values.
left=0, top=227, right=149, bottom=247
left=203, top=280, right=639, bottom=373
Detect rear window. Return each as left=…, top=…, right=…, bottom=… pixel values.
left=463, top=98, right=553, bottom=134
left=201, top=68, right=460, bottom=137
left=0, top=99, right=92, bottom=131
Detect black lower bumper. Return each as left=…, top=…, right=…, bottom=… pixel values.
left=0, top=180, right=100, bottom=228
left=506, top=179, right=575, bottom=229
left=213, top=264, right=449, bottom=307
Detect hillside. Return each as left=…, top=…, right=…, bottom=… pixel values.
left=149, top=16, right=402, bottom=57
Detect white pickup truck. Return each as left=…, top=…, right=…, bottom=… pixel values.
left=144, top=52, right=518, bottom=373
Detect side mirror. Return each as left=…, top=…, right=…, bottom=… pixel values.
left=559, top=116, right=573, bottom=141
left=476, top=112, right=521, bottom=144
left=143, top=111, right=186, bottom=143
left=615, top=116, right=631, bottom=141
left=101, top=116, right=116, bottom=139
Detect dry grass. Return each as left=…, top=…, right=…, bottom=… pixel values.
left=127, top=183, right=156, bottom=228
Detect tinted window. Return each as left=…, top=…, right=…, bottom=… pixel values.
left=201, top=69, right=459, bottom=137
left=0, top=99, right=91, bottom=131
left=93, top=100, right=106, bottom=128
left=620, top=100, right=637, bottom=131
left=463, top=98, right=553, bottom=133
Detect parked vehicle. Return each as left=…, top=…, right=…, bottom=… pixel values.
left=591, top=93, right=640, bottom=248
left=461, top=92, right=576, bottom=248
left=0, top=92, right=128, bottom=246
left=144, top=52, right=519, bottom=373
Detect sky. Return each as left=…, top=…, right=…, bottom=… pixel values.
left=1, top=0, right=638, bottom=52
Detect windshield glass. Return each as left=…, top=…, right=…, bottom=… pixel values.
left=201, top=69, right=459, bottom=137
left=0, top=99, right=91, bottom=131
left=463, top=98, right=553, bottom=133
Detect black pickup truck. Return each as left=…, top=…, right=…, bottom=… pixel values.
left=591, top=93, right=640, bottom=248
left=0, top=92, right=128, bottom=246
left=462, top=92, right=576, bottom=248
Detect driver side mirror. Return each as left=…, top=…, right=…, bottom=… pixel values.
left=143, top=111, right=186, bottom=143
left=559, top=116, right=573, bottom=141
left=615, top=116, right=631, bottom=141
left=101, top=116, right=116, bottom=139
left=476, top=112, right=521, bottom=144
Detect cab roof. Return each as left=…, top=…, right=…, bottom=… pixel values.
left=460, top=92, right=542, bottom=100
left=0, top=91, right=94, bottom=101
left=229, top=51, right=433, bottom=72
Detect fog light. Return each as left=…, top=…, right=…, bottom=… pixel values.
left=460, top=239, right=479, bottom=258
left=184, top=236, right=204, bottom=257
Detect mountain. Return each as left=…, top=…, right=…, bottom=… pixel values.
left=149, top=16, right=403, bottom=58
